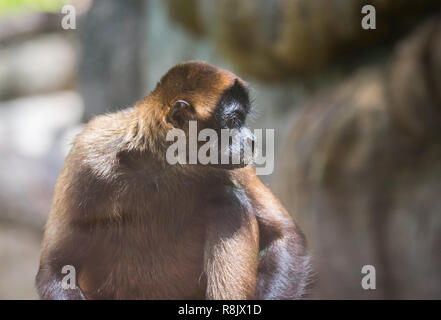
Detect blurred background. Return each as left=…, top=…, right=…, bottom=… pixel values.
left=0, top=0, right=440, bottom=299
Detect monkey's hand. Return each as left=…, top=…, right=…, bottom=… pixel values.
left=203, top=197, right=259, bottom=300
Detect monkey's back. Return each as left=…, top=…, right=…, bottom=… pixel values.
left=43, top=113, right=210, bottom=299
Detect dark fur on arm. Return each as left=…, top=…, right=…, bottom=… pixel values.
left=203, top=187, right=259, bottom=299
left=255, top=213, right=312, bottom=299
left=239, top=168, right=313, bottom=300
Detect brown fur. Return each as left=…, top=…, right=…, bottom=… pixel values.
left=36, top=61, right=311, bottom=300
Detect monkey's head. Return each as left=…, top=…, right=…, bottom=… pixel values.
left=148, top=61, right=255, bottom=170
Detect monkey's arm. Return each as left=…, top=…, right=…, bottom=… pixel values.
left=203, top=194, right=259, bottom=300
left=245, top=172, right=312, bottom=299
left=36, top=214, right=89, bottom=300
left=255, top=206, right=312, bottom=299
left=255, top=199, right=312, bottom=300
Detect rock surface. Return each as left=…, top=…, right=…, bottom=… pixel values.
left=166, top=0, right=440, bottom=80
left=274, top=18, right=441, bottom=299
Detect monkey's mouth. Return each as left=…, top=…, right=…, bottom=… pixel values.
left=209, top=141, right=255, bottom=170
left=214, top=128, right=255, bottom=170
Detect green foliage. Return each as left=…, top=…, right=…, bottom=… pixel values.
left=0, top=0, right=67, bottom=16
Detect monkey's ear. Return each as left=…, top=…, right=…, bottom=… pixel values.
left=168, top=100, right=195, bottom=127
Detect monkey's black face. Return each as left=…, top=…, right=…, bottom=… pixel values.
left=207, top=79, right=255, bottom=170
left=210, top=79, right=251, bottom=130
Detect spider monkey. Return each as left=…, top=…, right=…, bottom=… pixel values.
left=36, top=61, right=312, bottom=299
